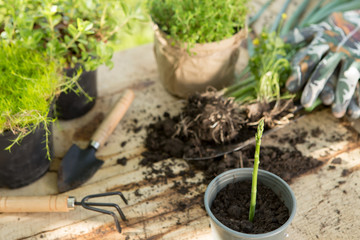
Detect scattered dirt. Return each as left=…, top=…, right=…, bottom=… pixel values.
left=331, top=157, right=342, bottom=164
left=120, top=141, right=127, bottom=147
left=141, top=91, right=322, bottom=184
left=278, top=129, right=308, bottom=145
left=211, top=180, right=289, bottom=234
left=191, top=146, right=323, bottom=183
left=311, top=127, right=323, bottom=138
left=116, top=157, right=127, bottom=166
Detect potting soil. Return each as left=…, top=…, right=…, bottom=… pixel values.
left=211, top=180, right=289, bottom=234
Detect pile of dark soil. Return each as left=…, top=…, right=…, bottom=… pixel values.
left=141, top=91, right=322, bottom=184
left=211, top=180, right=289, bottom=234
left=143, top=90, right=298, bottom=161
left=143, top=90, right=252, bottom=160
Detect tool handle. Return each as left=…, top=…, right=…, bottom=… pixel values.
left=91, top=89, right=135, bottom=149
left=0, top=195, right=74, bottom=212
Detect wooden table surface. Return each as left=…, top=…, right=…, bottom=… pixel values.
left=1, top=0, right=360, bottom=239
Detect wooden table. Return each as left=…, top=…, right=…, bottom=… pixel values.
left=1, top=0, right=360, bottom=239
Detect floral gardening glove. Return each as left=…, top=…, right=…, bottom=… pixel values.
left=284, top=10, right=360, bottom=118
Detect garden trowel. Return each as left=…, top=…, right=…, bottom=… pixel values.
left=57, top=90, right=135, bottom=193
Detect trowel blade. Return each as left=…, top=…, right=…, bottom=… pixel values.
left=57, top=144, right=104, bottom=193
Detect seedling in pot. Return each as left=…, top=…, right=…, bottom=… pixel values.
left=249, top=118, right=264, bottom=222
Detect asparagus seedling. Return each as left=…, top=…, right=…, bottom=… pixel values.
left=249, top=118, right=265, bottom=222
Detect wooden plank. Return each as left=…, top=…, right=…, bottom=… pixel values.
left=1, top=0, right=360, bottom=239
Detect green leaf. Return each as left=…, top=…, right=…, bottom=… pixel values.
left=76, top=18, right=84, bottom=31
left=68, top=24, right=78, bottom=37
left=84, top=22, right=93, bottom=32
left=52, top=14, right=62, bottom=26
left=120, top=2, right=129, bottom=16
left=64, top=35, right=71, bottom=44
left=77, top=38, right=88, bottom=45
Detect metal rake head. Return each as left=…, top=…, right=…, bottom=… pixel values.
left=75, top=191, right=128, bottom=233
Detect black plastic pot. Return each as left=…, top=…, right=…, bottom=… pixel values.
left=0, top=124, right=53, bottom=189
left=56, top=66, right=97, bottom=120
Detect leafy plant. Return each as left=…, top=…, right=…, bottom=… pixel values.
left=225, top=24, right=295, bottom=104
left=249, top=118, right=264, bottom=222
left=148, top=0, right=249, bottom=46
left=0, top=41, right=64, bottom=157
left=0, top=0, right=145, bottom=71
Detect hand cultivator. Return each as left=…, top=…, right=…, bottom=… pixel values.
left=0, top=191, right=128, bottom=233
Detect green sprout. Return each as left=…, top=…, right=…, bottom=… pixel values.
left=249, top=118, right=265, bottom=222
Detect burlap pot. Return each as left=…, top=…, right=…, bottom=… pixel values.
left=153, top=24, right=247, bottom=98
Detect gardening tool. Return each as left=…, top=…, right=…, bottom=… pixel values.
left=183, top=104, right=305, bottom=161
left=57, top=89, right=135, bottom=193
left=0, top=191, right=127, bottom=233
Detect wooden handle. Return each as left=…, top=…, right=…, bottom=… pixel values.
left=0, top=195, right=74, bottom=212
left=91, top=89, right=135, bottom=148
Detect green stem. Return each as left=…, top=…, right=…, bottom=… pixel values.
left=249, top=119, right=265, bottom=222
left=247, top=36, right=255, bottom=57
left=304, top=0, right=353, bottom=25
left=236, top=66, right=250, bottom=82
left=225, top=75, right=254, bottom=95
left=235, top=92, right=256, bottom=103
left=227, top=81, right=256, bottom=99
left=248, top=0, right=273, bottom=25
left=103, top=16, right=131, bottom=42
left=269, top=0, right=292, bottom=33
left=65, top=32, right=81, bottom=49
left=280, top=0, right=310, bottom=36
left=298, top=0, right=326, bottom=27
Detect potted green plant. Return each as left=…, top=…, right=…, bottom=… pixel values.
left=148, top=0, right=249, bottom=98
left=0, top=0, right=144, bottom=119
left=0, top=42, right=64, bottom=188
left=204, top=119, right=296, bottom=239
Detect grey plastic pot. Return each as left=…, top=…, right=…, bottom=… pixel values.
left=204, top=168, right=296, bottom=240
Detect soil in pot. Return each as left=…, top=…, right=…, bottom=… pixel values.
left=211, top=179, right=289, bottom=234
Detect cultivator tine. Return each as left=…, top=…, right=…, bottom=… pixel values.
left=82, top=191, right=128, bottom=205
left=82, top=202, right=127, bottom=221
left=75, top=191, right=128, bottom=233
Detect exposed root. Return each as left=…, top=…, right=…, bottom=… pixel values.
left=173, top=88, right=247, bottom=144
left=247, top=99, right=296, bottom=128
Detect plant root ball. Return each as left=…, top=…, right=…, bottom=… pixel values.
left=173, top=89, right=247, bottom=144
